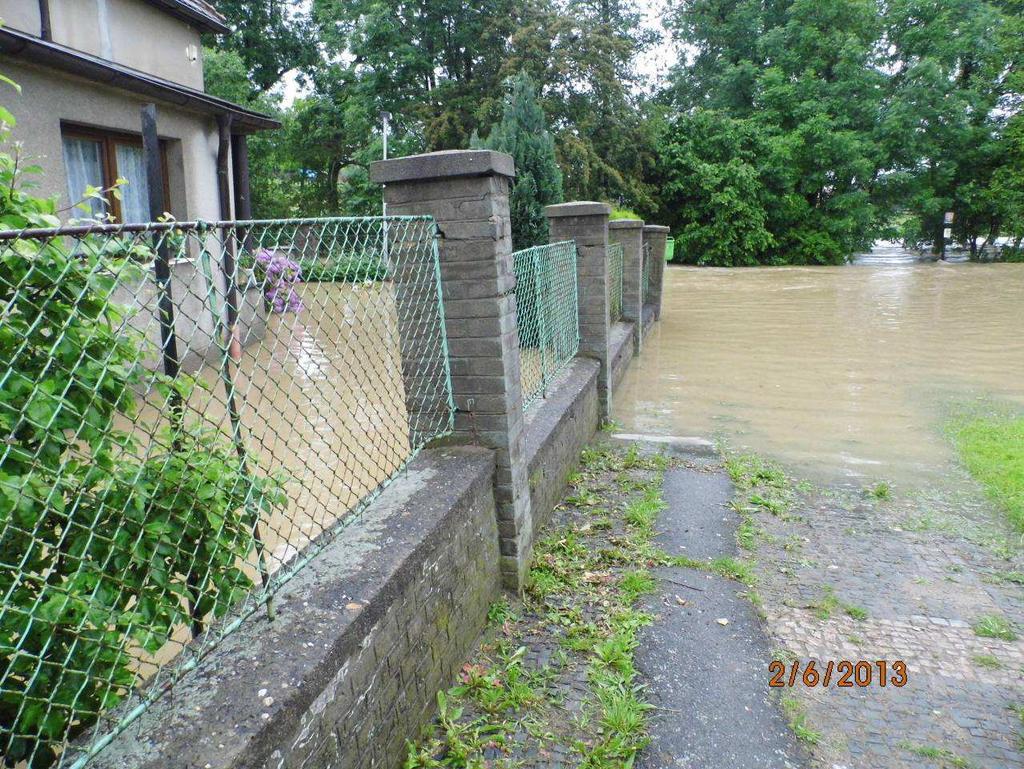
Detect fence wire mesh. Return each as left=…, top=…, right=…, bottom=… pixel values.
left=0, top=215, right=452, bottom=768
left=511, top=241, right=579, bottom=410
left=608, top=241, right=624, bottom=323
left=641, top=240, right=653, bottom=307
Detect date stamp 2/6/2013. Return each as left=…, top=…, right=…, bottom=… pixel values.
left=769, top=659, right=909, bottom=688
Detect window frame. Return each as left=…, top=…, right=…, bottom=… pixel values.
left=60, top=122, right=172, bottom=223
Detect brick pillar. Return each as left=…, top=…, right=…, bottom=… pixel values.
left=643, top=225, right=669, bottom=321
left=609, top=219, right=644, bottom=346
left=544, top=201, right=612, bottom=420
left=370, top=150, right=533, bottom=588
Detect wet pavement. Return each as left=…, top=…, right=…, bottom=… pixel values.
left=752, top=482, right=1024, bottom=769
left=628, top=443, right=1024, bottom=769
left=637, top=452, right=805, bottom=769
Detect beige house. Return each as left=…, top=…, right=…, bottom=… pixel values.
left=0, top=0, right=278, bottom=223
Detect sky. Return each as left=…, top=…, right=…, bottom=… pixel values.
left=635, top=0, right=679, bottom=93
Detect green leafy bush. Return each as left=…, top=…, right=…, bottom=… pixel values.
left=0, top=104, right=285, bottom=766
left=298, top=251, right=388, bottom=282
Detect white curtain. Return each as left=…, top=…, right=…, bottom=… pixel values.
left=115, top=143, right=151, bottom=223
left=61, top=136, right=106, bottom=218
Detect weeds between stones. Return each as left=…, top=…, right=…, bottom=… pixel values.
left=971, top=653, right=1003, bottom=670
left=971, top=613, right=1018, bottom=642
left=780, top=695, right=822, bottom=745
left=896, top=741, right=972, bottom=769
left=405, top=442, right=674, bottom=768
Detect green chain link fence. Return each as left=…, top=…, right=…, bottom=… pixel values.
left=0, top=215, right=453, bottom=768
left=511, top=241, right=579, bottom=410
left=607, top=241, right=623, bottom=323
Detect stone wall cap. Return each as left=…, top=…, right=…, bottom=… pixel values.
left=608, top=218, right=644, bottom=229
left=544, top=201, right=611, bottom=218
left=643, top=224, right=670, bottom=233
left=370, top=150, right=515, bottom=183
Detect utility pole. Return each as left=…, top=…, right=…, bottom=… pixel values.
left=381, top=111, right=392, bottom=269
left=381, top=111, right=391, bottom=217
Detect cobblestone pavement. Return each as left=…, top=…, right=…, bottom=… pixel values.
left=750, top=476, right=1024, bottom=768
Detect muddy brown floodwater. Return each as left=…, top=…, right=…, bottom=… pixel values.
left=614, top=260, right=1024, bottom=486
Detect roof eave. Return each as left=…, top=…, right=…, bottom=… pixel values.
left=0, top=28, right=280, bottom=134
left=142, top=0, right=231, bottom=35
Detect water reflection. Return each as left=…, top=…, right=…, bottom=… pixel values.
left=614, top=250, right=1024, bottom=485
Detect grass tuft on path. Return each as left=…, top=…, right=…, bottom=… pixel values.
left=951, top=415, right=1024, bottom=532
left=405, top=443, right=672, bottom=769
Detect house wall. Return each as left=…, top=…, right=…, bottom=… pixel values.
left=0, top=60, right=228, bottom=222
left=0, top=0, right=205, bottom=90
left=0, top=2, right=41, bottom=34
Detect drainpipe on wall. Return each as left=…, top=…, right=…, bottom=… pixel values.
left=37, top=0, right=51, bottom=40
left=216, top=114, right=233, bottom=221
left=230, top=132, right=252, bottom=221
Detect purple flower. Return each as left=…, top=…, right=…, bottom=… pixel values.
left=253, top=249, right=303, bottom=314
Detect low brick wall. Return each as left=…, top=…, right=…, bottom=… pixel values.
left=522, top=357, right=600, bottom=534
left=610, top=321, right=635, bottom=393
left=86, top=447, right=499, bottom=769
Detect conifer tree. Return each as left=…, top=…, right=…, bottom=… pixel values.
left=473, top=73, right=564, bottom=248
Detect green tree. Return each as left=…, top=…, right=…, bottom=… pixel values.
left=472, top=73, right=564, bottom=248
left=206, top=0, right=318, bottom=95
left=658, top=0, right=883, bottom=264
left=504, top=0, right=660, bottom=207
left=654, top=110, right=777, bottom=265
left=880, top=0, right=1013, bottom=256
left=991, top=115, right=1024, bottom=257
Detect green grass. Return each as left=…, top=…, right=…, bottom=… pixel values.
left=950, top=415, right=1024, bottom=531
left=623, top=486, right=665, bottom=531
left=897, top=741, right=972, bottom=768
left=987, top=570, right=1024, bottom=585
left=807, top=586, right=868, bottom=622
left=844, top=604, right=869, bottom=621
left=410, top=443, right=671, bottom=768
left=971, top=653, right=1003, bottom=670
left=609, top=206, right=642, bottom=221
left=780, top=696, right=821, bottom=745
left=672, top=554, right=757, bottom=586
left=972, top=613, right=1018, bottom=641
left=868, top=482, right=892, bottom=501
left=619, top=570, right=657, bottom=603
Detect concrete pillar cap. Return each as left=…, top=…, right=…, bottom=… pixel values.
left=370, top=149, right=515, bottom=184
left=643, top=224, right=670, bottom=234
left=544, top=201, right=611, bottom=218
left=608, top=218, right=644, bottom=229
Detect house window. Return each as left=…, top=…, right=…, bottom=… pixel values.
left=61, top=126, right=169, bottom=223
